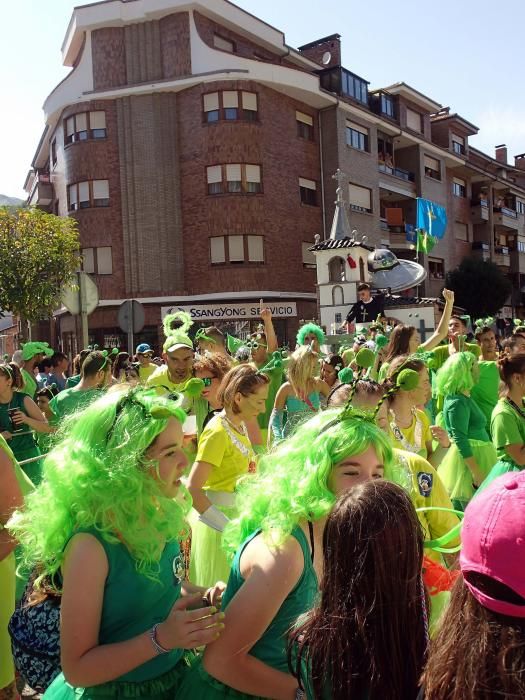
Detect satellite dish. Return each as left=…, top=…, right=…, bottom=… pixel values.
left=367, top=248, right=427, bottom=293
left=322, top=51, right=332, bottom=65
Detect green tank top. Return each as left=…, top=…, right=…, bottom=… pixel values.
left=0, top=391, right=38, bottom=458
left=76, top=529, right=185, bottom=682
left=221, top=525, right=318, bottom=672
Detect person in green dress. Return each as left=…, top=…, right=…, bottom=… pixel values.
left=9, top=387, right=226, bottom=700
left=290, top=480, right=428, bottom=700
left=435, top=352, right=498, bottom=510
left=481, top=353, right=525, bottom=490
left=19, top=342, right=54, bottom=399
left=176, top=408, right=395, bottom=700
left=0, top=363, right=50, bottom=484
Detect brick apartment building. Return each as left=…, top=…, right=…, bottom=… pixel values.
left=24, top=0, right=525, bottom=354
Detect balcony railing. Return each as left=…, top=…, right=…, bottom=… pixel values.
left=378, top=162, right=415, bottom=182
left=493, top=206, right=518, bottom=218
left=494, top=246, right=511, bottom=267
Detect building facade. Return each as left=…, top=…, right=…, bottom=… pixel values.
left=24, top=0, right=525, bottom=354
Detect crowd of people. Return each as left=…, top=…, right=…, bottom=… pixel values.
left=1, top=292, right=524, bottom=700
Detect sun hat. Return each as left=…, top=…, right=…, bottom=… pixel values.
left=135, top=343, right=152, bottom=355
left=460, top=471, right=525, bottom=618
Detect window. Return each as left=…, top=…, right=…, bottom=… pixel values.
left=65, top=111, right=106, bottom=144
left=207, top=164, right=262, bottom=195
left=452, top=134, right=465, bottom=155
left=299, top=178, right=317, bottom=206
left=349, top=183, right=372, bottom=213
left=346, top=121, right=369, bottom=152
left=213, top=34, right=234, bottom=52
left=302, top=242, right=316, bottom=268
left=406, top=108, right=422, bottom=133
left=517, top=200, right=525, bottom=215
left=381, top=94, right=395, bottom=118
left=203, top=91, right=258, bottom=123
left=428, top=257, right=445, bottom=279
left=68, top=180, right=110, bottom=211
left=453, top=177, right=466, bottom=198
left=424, top=155, right=441, bottom=180
left=81, top=246, right=112, bottom=275
left=51, top=139, right=57, bottom=167
left=518, top=240, right=525, bottom=253
left=296, top=111, right=314, bottom=140
left=209, top=235, right=264, bottom=264
left=341, top=69, right=368, bottom=104
left=328, top=257, right=346, bottom=282
left=455, top=221, right=469, bottom=241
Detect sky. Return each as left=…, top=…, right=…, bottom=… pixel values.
left=2, top=0, right=525, bottom=199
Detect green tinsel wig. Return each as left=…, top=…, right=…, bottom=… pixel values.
left=9, top=387, right=190, bottom=584
left=222, top=409, right=394, bottom=556
left=434, top=351, right=477, bottom=397
left=296, top=323, right=325, bottom=347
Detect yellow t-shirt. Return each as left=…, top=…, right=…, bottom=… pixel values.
left=146, top=365, right=183, bottom=393
left=196, top=415, right=252, bottom=492
left=388, top=408, right=432, bottom=459
left=393, top=448, right=460, bottom=563
left=138, top=363, right=157, bottom=384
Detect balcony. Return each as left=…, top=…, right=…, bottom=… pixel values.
left=511, top=249, right=525, bottom=274
left=493, top=206, right=519, bottom=231
left=319, top=66, right=369, bottom=105
left=378, top=162, right=415, bottom=182
left=28, top=172, right=53, bottom=208
left=472, top=241, right=490, bottom=261
left=470, top=198, right=489, bottom=223
left=494, top=246, right=511, bottom=268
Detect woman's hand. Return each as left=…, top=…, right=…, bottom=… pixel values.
left=1, top=431, right=12, bottom=441
left=430, top=425, right=451, bottom=448
left=11, top=409, right=28, bottom=426
left=206, top=581, right=227, bottom=609
left=156, top=593, right=225, bottom=649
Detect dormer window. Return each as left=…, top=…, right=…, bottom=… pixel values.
left=452, top=134, right=465, bottom=155
left=406, top=108, right=422, bottom=133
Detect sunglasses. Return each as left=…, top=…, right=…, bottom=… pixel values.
left=202, top=377, right=213, bottom=387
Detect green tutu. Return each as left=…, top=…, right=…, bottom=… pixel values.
left=188, top=505, right=236, bottom=589
left=476, top=460, right=521, bottom=495
left=437, top=439, right=497, bottom=511
left=43, top=657, right=190, bottom=699
left=176, top=655, right=269, bottom=700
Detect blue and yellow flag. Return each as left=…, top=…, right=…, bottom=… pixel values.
left=416, top=198, right=447, bottom=240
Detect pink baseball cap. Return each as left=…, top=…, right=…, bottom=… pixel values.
left=460, top=471, right=525, bottom=618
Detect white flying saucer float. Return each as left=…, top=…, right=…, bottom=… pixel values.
left=367, top=248, right=427, bottom=293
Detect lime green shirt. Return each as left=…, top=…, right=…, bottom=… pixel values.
left=491, top=399, right=525, bottom=465
left=138, top=363, right=157, bottom=384
left=470, top=361, right=499, bottom=432
left=20, top=368, right=37, bottom=399
left=49, top=387, right=103, bottom=425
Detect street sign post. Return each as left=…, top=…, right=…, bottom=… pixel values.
left=61, top=272, right=99, bottom=349
left=118, top=300, right=145, bottom=355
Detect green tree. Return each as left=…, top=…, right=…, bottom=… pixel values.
left=0, top=207, right=80, bottom=337
left=445, top=257, right=512, bottom=319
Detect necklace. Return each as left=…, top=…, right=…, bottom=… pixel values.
left=389, top=409, right=423, bottom=455
left=220, top=413, right=256, bottom=470
left=506, top=397, right=525, bottom=420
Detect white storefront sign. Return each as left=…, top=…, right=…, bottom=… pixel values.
left=161, top=302, right=297, bottom=321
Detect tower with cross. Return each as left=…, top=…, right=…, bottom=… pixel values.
left=308, top=170, right=374, bottom=333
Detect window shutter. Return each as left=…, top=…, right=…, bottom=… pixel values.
left=406, top=108, right=422, bottom=132
left=296, top=111, right=313, bottom=126
left=75, top=113, right=87, bottom=131
left=203, top=93, right=219, bottom=112
left=299, top=177, right=316, bottom=190
left=78, top=181, right=90, bottom=203
left=453, top=177, right=466, bottom=187
left=348, top=183, right=371, bottom=209
left=452, top=134, right=464, bottom=146
left=346, top=120, right=368, bottom=136
left=228, top=235, right=244, bottom=262
left=226, top=164, right=242, bottom=181
left=247, top=235, right=264, bottom=262
left=66, top=117, right=75, bottom=137
left=93, top=180, right=109, bottom=199
left=242, top=92, right=257, bottom=111
left=97, top=247, right=113, bottom=274
left=210, top=236, right=225, bottom=263
left=82, top=247, right=95, bottom=274
left=213, top=35, right=234, bottom=52
left=207, top=166, right=222, bottom=184
left=68, top=185, right=77, bottom=207
left=90, top=111, right=106, bottom=129
left=424, top=155, right=440, bottom=171
left=223, top=91, right=239, bottom=108
left=246, top=165, right=261, bottom=183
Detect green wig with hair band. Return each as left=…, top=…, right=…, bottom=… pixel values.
left=434, top=351, right=477, bottom=397
left=162, top=311, right=194, bottom=354
left=222, top=409, right=394, bottom=557
left=296, top=323, right=325, bottom=347
left=9, top=387, right=190, bottom=585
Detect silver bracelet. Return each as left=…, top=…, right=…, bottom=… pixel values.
left=295, top=688, right=306, bottom=700
left=149, top=623, right=170, bottom=655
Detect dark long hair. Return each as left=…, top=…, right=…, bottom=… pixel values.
left=422, top=573, right=525, bottom=699
left=290, top=480, right=427, bottom=700
left=383, top=324, right=416, bottom=363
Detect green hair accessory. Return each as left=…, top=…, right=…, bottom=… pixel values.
left=100, top=347, right=119, bottom=370
left=373, top=368, right=419, bottom=417
left=21, top=342, right=54, bottom=361
left=474, top=317, right=495, bottom=329
left=163, top=311, right=193, bottom=339
left=514, top=319, right=525, bottom=331
left=226, top=334, right=244, bottom=355
left=2, top=354, right=9, bottom=362
left=195, top=328, right=216, bottom=345
left=257, top=351, right=285, bottom=374
left=296, top=323, right=325, bottom=347
left=180, top=377, right=205, bottom=398
left=337, top=367, right=354, bottom=384
left=107, top=388, right=185, bottom=442
left=375, top=333, right=388, bottom=349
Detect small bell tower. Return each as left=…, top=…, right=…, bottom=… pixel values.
left=310, top=170, right=373, bottom=332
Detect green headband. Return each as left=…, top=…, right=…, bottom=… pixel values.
left=100, top=347, right=119, bottom=370
left=195, top=329, right=216, bottom=345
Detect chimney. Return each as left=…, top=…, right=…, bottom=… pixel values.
left=495, top=144, right=508, bottom=164
left=515, top=153, right=525, bottom=171
left=297, top=34, right=341, bottom=67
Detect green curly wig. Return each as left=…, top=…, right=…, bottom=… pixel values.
left=222, top=409, right=394, bottom=556
left=296, top=323, right=325, bottom=347
left=9, top=387, right=191, bottom=584
left=434, top=351, right=477, bottom=396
